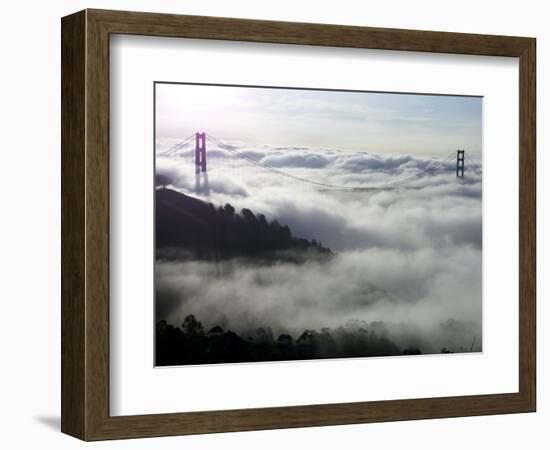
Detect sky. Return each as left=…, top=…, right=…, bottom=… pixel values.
left=155, top=83, right=482, bottom=157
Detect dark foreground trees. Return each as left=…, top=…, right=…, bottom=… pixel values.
left=156, top=314, right=406, bottom=366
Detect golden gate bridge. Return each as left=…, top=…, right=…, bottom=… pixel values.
left=157, top=132, right=482, bottom=192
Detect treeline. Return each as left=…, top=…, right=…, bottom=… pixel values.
left=156, top=188, right=331, bottom=261
left=155, top=314, right=441, bottom=366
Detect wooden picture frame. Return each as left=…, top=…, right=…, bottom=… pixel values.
left=61, top=9, right=536, bottom=441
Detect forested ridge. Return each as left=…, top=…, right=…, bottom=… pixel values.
left=156, top=187, right=331, bottom=261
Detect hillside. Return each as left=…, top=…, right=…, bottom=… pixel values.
left=155, top=188, right=331, bottom=261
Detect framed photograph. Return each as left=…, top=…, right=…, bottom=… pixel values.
left=61, top=9, right=536, bottom=440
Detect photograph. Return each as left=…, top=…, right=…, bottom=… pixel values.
left=154, top=83, right=483, bottom=366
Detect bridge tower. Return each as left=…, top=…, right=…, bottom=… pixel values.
left=456, top=149, right=465, bottom=178
left=195, top=132, right=207, bottom=173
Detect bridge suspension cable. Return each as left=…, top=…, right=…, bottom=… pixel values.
left=465, top=152, right=482, bottom=176
left=157, top=133, right=196, bottom=157
left=206, top=134, right=458, bottom=191
left=158, top=132, right=476, bottom=191
left=382, top=152, right=457, bottom=188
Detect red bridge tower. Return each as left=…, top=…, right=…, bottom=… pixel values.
left=195, top=132, right=207, bottom=173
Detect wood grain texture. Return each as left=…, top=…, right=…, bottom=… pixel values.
left=89, top=8, right=532, bottom=56
left=61, top=10, right=86, bottom=439
left=518, top=38, right=536, bottom=410
left=60, top=9, right=537, bottom=441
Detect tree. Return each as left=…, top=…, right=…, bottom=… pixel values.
left=403, top=348, right=422, bottom=355
left=280, top=225, right=291, bottom=240
left=208, top=325, right=224, bottom=336
left=241, top=208, right=256, bottom=222
left=182, top=314, right=204, bottom=336
left=277, top=334, right=293, bottom=346
left=257, top=214, right=268, bottom=228
left=223, top=203, right=235, bottom=216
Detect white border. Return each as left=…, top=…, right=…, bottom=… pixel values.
left=110, top=35, right=519, bottom=416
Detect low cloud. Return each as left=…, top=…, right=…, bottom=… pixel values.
left=262, top=151, right=332, bottom=168
left=156, top=245, right=481, bottom=353
left=155, top=139, right=482, bottom=353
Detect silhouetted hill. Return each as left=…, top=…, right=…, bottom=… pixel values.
left=156, top=188, right=331, bottom=261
